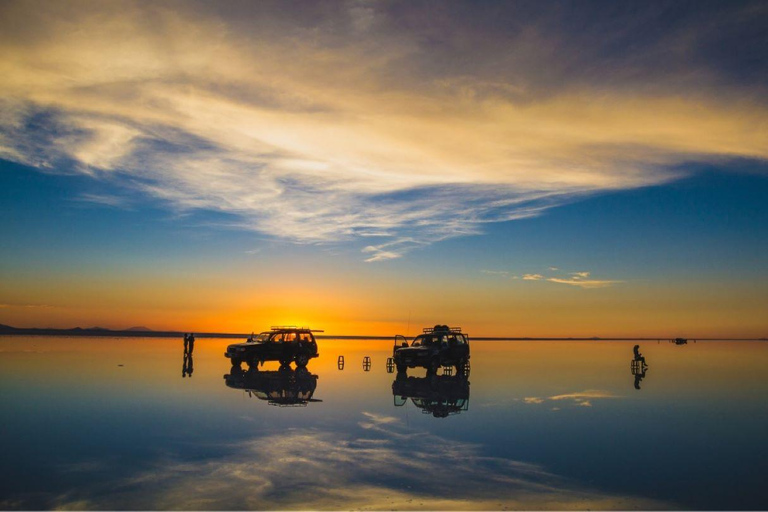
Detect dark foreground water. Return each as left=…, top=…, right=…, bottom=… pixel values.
left=1, top=336, right=767, bottom=510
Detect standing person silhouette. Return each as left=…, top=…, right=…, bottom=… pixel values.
left=188, top=333, right=195, bottom=355
left=183, top=333, right=189, bottom=354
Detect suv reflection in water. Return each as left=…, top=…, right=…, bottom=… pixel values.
left=224, top=366, right=321, bottom=407
left=392, top=373, right=470, bottom=418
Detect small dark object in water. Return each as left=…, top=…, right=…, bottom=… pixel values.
left=338, top=355, right=344, bottom=370
left=363, top=356, right=371, bottom=371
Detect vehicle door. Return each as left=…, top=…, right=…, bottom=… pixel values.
left=267, top=332, right=285, bottom=358
left=283, top=332, right=298, bottom=356
left=448, top=334, right=469, bottom=362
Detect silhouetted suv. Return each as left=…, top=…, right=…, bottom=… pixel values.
left=393, top=325, right=470, bottom=374
left=225, top=327, right=321, bottom=369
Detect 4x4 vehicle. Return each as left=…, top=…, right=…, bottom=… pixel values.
left=225, top=326, right=321, bottom=369
left=224, top=366, right=320, bottom=407
left=393, top=324, right=470, bottom=374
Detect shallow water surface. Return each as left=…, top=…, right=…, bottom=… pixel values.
left=1, top=336, right=767, bottom=510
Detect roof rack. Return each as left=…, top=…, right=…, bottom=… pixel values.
left=422, top=326, right=463, bottom=334
left=270, top=326, right=324, bottom=332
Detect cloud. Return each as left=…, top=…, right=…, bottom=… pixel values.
left=546, top=277, right=623, bottom=289
left=44, top=414, right=664, bottom=510
left=1, top=1, right=766, bottom=259
left=512, top=268, right=621, bottom=288
left=0, top=303, right=53, bottom=309
left=75, top=193, right=129, bottom=208
left=522, top=390, right=619, bottom=408
left=481, top=269, right=509, bottom=275
left=548, top=390, right=619, bottom=401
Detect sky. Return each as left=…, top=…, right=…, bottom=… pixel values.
left=1, top=0, right=767, bottom=337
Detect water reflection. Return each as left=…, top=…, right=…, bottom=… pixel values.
left=223, top=366, right=321, bottom=406
left=3, top=337, right=768, bottom=510
left=392, top=372, right=470, bottom=418
left=182, top=351, right=194, bottom=378
left=631, top=344, right=648, bottom=390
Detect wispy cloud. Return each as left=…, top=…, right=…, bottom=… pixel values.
left=1, top=2, right=766, bottom=260
left=75, top=193, right=129, bottom=208
left=523, top=273, right=544, bottom=281
left=546, top=277, right=623, bottom=289
left=548, top=390, right=620, bottom=401
left=0, top=303, right=53, bottom=309
left=523, top=390, right=620, bottom=408
left=481, top=269, right=510, bottom=277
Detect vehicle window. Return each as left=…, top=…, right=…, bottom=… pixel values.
left=270, top=333, right=284, bottom=342
left=284, top=332, right=297, bottom=342
left=412, top=335, right=424, bottom=347
left=300, top=333, right=312, bottom=343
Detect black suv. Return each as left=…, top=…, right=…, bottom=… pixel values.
left=393, top=324, right=470, bottom=374
left=225, top=327, right=321, bottom=369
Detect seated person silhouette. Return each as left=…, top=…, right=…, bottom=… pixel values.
left=633, top=344, right=647, bottom=366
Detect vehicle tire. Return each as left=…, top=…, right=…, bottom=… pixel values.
left=295, top=353, right=309, bottom=368
left=396, top=363, right=407, bottom=373
left=231, top=358, right=242, bottom=369
left=427, top=358, right=440, bottom=375
left=246, top=358, right=260, bottom=371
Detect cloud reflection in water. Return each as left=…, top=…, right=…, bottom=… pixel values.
left=53, top=412, right=666, bottom=510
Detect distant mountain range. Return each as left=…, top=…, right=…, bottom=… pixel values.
left=0, top=323, right=242, bottom=338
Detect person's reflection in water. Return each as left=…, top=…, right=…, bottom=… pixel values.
left=182, top=351, right=194, bottom=378
left=632, top=344, right=648, bottom=390
left=182, top=333, right=195, bottom=378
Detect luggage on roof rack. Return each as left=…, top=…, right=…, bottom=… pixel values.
left=423, top=325, right=462, bottom=334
